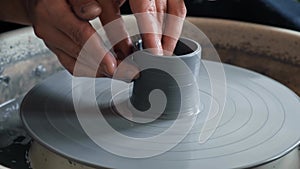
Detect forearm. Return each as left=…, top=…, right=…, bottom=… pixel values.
left=0, top=0, right=31, bottom=25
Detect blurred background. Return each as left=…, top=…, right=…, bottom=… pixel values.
left=1, top=0, right=300, bottom=33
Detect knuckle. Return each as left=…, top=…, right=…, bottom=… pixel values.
left=130, top=0, right=154, bottom=13
left=70, top=23, right=93, bottom=45
left=156, top=0, right=167, bottom=13
left=176, top=6, right=187, bottom=17
left=70, top=25, right=84, bottom=44
left=70, top=44, right=81, bottom=57
left=169, top=0, right=187, bottom=17
left=180, top=4, right=187, bottom=17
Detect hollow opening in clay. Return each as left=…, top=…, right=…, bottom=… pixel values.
left=173, top=38, right=199, bottom=56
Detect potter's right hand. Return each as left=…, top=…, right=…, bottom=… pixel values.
left=129, top=0, right=187, bottom=56
left=25, top=0, right=118, bottom=77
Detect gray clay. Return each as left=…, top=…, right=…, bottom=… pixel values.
left=130, top=38, right=201, bottom=119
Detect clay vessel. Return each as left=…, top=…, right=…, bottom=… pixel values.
left=130, top=38, right=202, bottom=119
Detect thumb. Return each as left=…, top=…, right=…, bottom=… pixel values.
left=69, top=0, right=101, bottom=20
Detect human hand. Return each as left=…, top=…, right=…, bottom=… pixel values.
left=25, top=0, right=132, bottom=77
left=69, top=0, right=139, bottom=80
left=129, top=0, right=187, bottom=55
left=71, top=0, right=187, bottom=56
left=69, top=0, right=133, bottom=61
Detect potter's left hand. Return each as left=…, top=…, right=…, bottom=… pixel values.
left=71, top=0, right=187, bottom=56
left=69, top=0, right=139, bottom=81
left=69, top=0, right=132, bottom=61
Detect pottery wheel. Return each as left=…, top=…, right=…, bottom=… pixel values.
left=20, top=60, right=300, bottom=169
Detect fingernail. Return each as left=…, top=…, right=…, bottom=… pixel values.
left=102, top=65, right=112, bottom=77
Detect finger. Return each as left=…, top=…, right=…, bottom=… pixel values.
left=68, top=0, right=102, bottom=20
left=51, top=3, right=117, bottom=75
left=36, top=25, right=81, bottom=58
left=50, top=45, right=109, bottom=77
left=52, top=3, right=96, bottom=46
left=98, top=0, right=133, bottom=60
left=114, top=59, right=140, bottom=82
left=46, top=44, right=76, bottom=74
left=162, top=0, right=186, bottom=55
left=78, top=35, right=117, bottom=77
left=129, top=0, right=164, bottom=55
